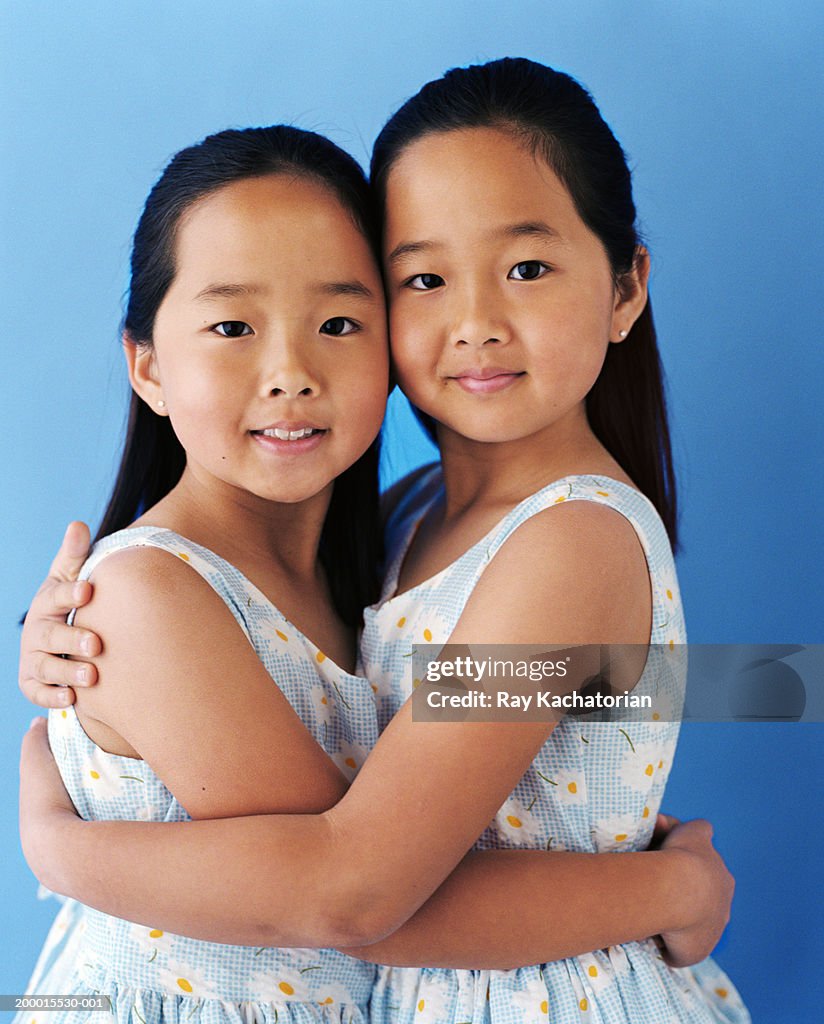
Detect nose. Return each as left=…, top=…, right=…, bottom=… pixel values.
left=263, top=334, right=320, bottom=398
left=449, top=281, right=510, bottom=348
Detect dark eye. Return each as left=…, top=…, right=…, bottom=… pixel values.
left=508, top=261, right=549, bottom=281
left=406, top=273, right=445, bottom=291
left=212, top=321, right=253, bottom=337
left=320, top=317, right=359, bottom=337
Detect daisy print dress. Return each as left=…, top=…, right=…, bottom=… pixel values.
left=17, top=526, right=380, bottom=1024
left=362, top=468, right=749, bottom=1024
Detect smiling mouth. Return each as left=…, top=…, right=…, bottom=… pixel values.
left=251, top=426, right=327, bottom=441
left=258, top=427, right=322, bottom=441
left=449, top=370, right=525, bottom=394
left=451, top=368, right=524, bottom=381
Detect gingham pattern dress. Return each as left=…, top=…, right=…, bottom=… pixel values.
left=361, top=468, right=750, bottom=1024
left=18, top=526, right=380, bottom=1024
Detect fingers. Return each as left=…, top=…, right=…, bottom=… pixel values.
left=675, top=817, right=714, bottom=842
left=21, top=680, right=75, bottom=710
left=47, top=522, right=91, bottom=583
left=651, top=811, right=680, bottom=847
left=18, top=524, right=97, bottom=715
left=19, top=619, right=100, bottom=708
left=32, top=578, right=94, bottom=620
left=26, top=618, right=100, bottom=661
left=19, top=641, right=100, bottom=702
left=19, top=651, right=98, bottom=703
left=19, top=616, right=100, bottom=707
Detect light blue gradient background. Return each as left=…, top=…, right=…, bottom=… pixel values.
left=2, top=2, right=821, bottom=1018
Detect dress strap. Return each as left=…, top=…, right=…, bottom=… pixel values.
left=483, top=476, right=657, bottom=563
left=70, top=527, right=257, bottom=643
left=478, top=476, right=681, bottom=645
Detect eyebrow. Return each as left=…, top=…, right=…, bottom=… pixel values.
left=313, top=280, right=376, bottom=300
left=387, top=222, right=561, bottom=268
left=495, top=221, right=561, bottom=242
left=193, top=280, right=376, bottom=302
left=386, top=240, right=436, bottom=268
left=193, top=283, right=261, bottom=302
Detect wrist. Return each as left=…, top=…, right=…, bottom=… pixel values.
left=656, top=847, right=703, bottom=933
left=21, top=807, right=79, bottom=895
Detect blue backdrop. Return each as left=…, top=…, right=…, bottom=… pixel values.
left=2, top=2, right=822, bottom=1018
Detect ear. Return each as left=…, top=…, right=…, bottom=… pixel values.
left=123, top=332, right=167, bottom=415
left=610, top=247, right=650, bottom=344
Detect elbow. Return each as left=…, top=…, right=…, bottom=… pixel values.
left=300, top=809, right=411, bottom=946
left=253, top=888, right=396, bottom=949
left=250, top=823, right=404, bottom=948
left=316, top=875, right=403, bottom=948
left=320, top=852, right=419, bottom=947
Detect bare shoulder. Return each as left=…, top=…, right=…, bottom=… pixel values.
left=72, top=544, right=241, bottom=655
left=452, top=500, right=651, bottom=645
left=66, top=543, right=349, bottom=817
left=380, top=462, right=440, bottom=528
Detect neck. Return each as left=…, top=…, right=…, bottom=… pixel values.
left=436, top=406, right=620, bottom=518
left=138, top=468, right=330, bottom=582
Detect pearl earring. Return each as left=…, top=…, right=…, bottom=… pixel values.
left=618, top=329, right=628, bottom=339
left=157, top=399, right=166, bottom=409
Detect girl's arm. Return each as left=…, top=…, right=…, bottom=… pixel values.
left=64, top=546, right=349, bottom=818
left=340, top=819, right=731, bottom=969
left=20, top=501, right=725, bottom=966
left=21, top=720, right=730, bottom=968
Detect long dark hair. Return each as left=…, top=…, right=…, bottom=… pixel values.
left=97, top=126, right=382, bottom=623
left=371, top=58, right=678, bottom=548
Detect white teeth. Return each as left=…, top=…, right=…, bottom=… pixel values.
left=261, top=427, right=316, bottom=440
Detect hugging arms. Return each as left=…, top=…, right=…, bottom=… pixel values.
left=18, top=521, right=732, bottom=969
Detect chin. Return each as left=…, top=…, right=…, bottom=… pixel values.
left=443, top=417, right=538, bottom=446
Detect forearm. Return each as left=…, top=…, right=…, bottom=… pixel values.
left=36, top=810, right=376, bottom=948
left=341, top=847, right=691, bottom=969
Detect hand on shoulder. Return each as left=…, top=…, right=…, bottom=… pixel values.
left=71, top=543, right=348, bottom=818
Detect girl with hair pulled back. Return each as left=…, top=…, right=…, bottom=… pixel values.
left=19, top=60, right=747, bottom=1024
left=17, top=123, right=391, bottom=1022
left=362, top=57, right=748, bottom=1022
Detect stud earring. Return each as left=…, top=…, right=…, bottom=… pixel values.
left=157, top=399, right=166, bottom=409
left=618, top=329, right=628, bottom=339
